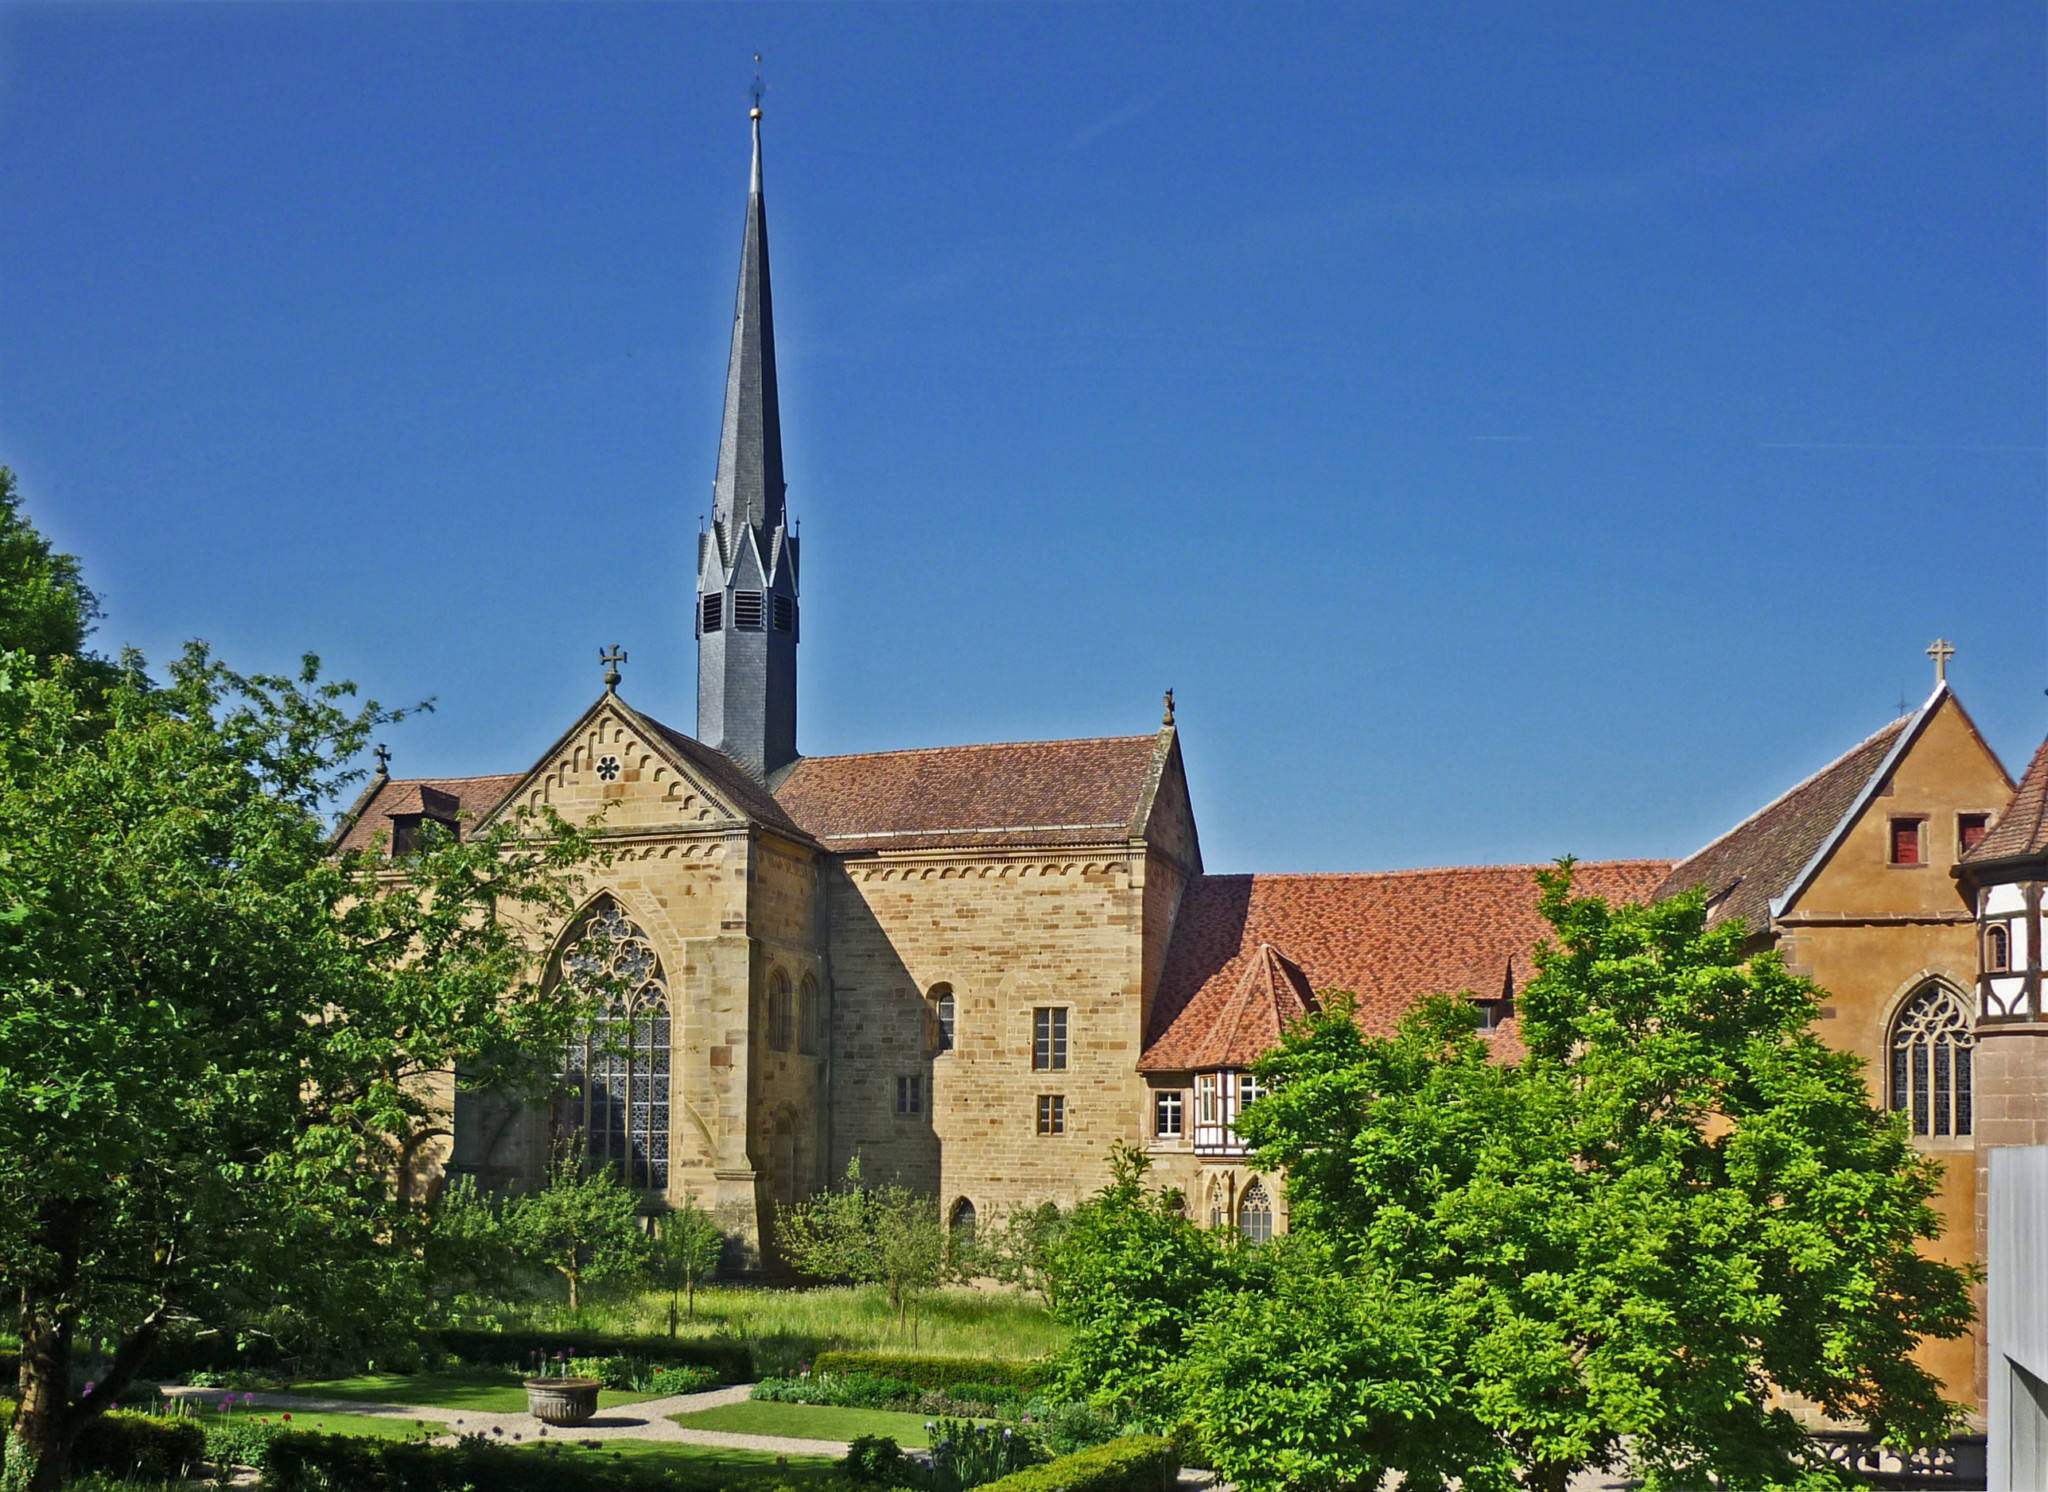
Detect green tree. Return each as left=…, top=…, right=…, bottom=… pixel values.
left=0, top=639, right=599, bottom=1490
left=1210, top=864, right=1974, bottom=1492
left=505, top=1160, right=650, bottom=1317
left=779, top=1156, right=947, bottom=1339
left=0, top=467, right=99, bottom=664
left=982, top=1200, right=1071, bottom=1309
left=1045, top=1144, right=1229, bottom=1419
left=648, top=1195, right=726, bottom=1333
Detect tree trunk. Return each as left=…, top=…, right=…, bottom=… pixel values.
left=668, top=1290, right=678, bottom=1338
left=686, top=1278, right=697, bottom=1321
left=565, top=1267, right=581, bottom=1316
left=15, top=1296, right=77, bottom=1492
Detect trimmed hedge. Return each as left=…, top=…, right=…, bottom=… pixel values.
left=808, top=1351, right=1054, bottom=1392
left=71, top=1410, right=206, bottom=1481
left=430, top=1329, right=750, bottom=1383
left=262, top=1431, right=747, bottom=1491
left=974, top=1435, right=1179, bottom=1492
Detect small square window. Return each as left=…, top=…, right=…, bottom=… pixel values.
left=773, top=595, right=795, bottom=632
left=700, top=594, right=723, bottom=633
left=1960, top=813, right=1991, bottom=855
left=896, top=1075, right=922, bottom=1116
left=1237, top=1073, right=1264, bottom=1108
left=1033, top=1008, right=1068, bottom=1071
left=1154, top=1090, right=1183, bottom=1139
left=733, top=591, right=765, bottom=630
left=1036, top=1094, right=1065, bottom=1135
left=1890, top=818, right=1924, bottom=866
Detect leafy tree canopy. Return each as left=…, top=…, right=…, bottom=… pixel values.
left=504, top=1160, right=651, bottom=1317
left=779, top=1156, right=948, bottom=1339
left=0, top=467, right=98, bottom=665
left=648, top=1195, right=727, bottom=1333
left=1196, top=864, right=1975, bottom=1492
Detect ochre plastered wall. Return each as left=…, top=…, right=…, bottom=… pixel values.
left=1775, top=695, right=2013, bottom=1412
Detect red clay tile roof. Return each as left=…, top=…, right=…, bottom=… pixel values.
left=1171, top=943, right=1318, bottom=1069
left=1139, top=860, right=1674, bottom=1072
left=636, top=715, right=808, bottom=837
left=773, top=735, right=1163, bottom=853
left=1964, top=735, right=2048, bottom=866
left=333, top=773, right=524, bottom=855
left=1655, top=715, right=1909, bottom=933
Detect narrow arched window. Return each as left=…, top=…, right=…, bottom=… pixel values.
left=949, top=1197, right=976, bottom=1250
left=798, top=973, right=820, bottom=1055
left=555, top=899, right=670, bottom=1190
left=1891, top=983, right=1974, bottom=1137
left=1987, top=924, right=2012, bottom=974
left=931, top=984, right=955, bottom=1053
left=769, top=969, right=793, bottom=1052
left=1237, top=1180, right=1274, bottom=1244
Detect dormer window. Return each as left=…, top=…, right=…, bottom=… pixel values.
left=700, top=594, right=722, bottom=633
left=385, top=784, right=461, bottom=857
left=773, top=595, right=795, bottom=632
left=733, top=592, right=765, bottom=630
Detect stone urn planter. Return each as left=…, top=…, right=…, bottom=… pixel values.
left=523, top=1378, right=602, bottom=1426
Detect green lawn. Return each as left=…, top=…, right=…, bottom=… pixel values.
left=671, top=1399, right=959, bottom=1449
left=532, top=1436, right=841, bottom=1482
left=226, top=1408, right=445, bottom=1441
left=283, top=1372, right=653, bottom=1414
left=499, top=1283, right=1064, bottom=1375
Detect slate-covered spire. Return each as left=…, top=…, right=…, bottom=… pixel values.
left=697, top=106, right=799, bottom=781
left=712, top=112, right=785, bottom=539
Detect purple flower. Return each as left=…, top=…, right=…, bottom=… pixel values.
left=82, top=1381, right=96, bottom=1396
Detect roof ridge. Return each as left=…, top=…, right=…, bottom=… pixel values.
left=1667, top=713, right=1910, bottom=876
left=1192, top=859, right=1675, bottom=885
left=788, top=734, right=1158, bottom=765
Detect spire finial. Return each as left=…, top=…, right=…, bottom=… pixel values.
left=600, top=645, right=627, bottom=691
left=750, top=53, right=765, bottom=120
left=1162, top=688, right=1175, bottom=727
left=1927, top=637, right=1956, bottom=685
left=373, top=743, right=391, bottom=777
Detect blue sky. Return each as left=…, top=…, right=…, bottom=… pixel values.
left=2, top=3, right=2042, bottom=872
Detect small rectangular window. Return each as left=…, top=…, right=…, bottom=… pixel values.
left=1195, top=1073, right=1219, bottom=1124
left=896, top=1075, right=922, bottom=1116
left=1036, top=1094, right=1065, bottom=1135
left=1960, top=813, right=1991, bottom=855
left=1154, top=1090, right=1183, bottom=1138
left=1890, top=818, right=1923, bottom=865
left=773, top=595, right=795, bottom=632
left=1238, top=1073, right=1263, bottom=1109
left=733, top=591, right=765, bottom=629
left=700, top=594, right=723, bottom=633
left=1033, top=1008, right=1068, bottom=1071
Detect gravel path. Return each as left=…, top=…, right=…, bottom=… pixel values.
left=165, top=1383, right=852, bottom=1460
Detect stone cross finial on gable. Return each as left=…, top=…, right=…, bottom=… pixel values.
left=601, top=645, right=627, bottom=691
left=1927, top=638, right=1956, bottom=685
left=373, top=743, right=390, bottom=777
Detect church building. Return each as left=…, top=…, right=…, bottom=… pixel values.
left=339, top=112, right=2033, bottom=1414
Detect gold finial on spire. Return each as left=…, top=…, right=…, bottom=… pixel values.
left=1927, top=638, right=1955, bottom=685
left=750, top=53, right=765, bottom=120
left=600, top=645, right=628, bottom=691
left=1163, top=688, right=1175, bottom=727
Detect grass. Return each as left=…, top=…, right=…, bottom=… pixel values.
left=671, top=1399, right=962, bottom=1449
left=282, top=1372, right=653, bottom=1414
left=526, top=1436, right=842, bottom=1483
left=500, top=1283, right=1065, bottom=1375
left=214, top=1408, right=444, bottom=1441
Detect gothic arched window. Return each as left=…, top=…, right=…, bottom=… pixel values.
left=932, top=984, right=955, bottom=1053
left=1237, top=1180, right=1274, bottom=1244
left=556, top=899, right=670, bottom=1190
left=798, top=973, right=820, bottom=1055
left=1890, top=983, right=1974, bottom=1138
left=768, top=970, right=793, bottom=1053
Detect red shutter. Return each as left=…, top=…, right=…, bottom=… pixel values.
left=1892, top=820, right=1921, bottom=865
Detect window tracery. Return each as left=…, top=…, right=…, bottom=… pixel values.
left=556, top=900, right=670, bottom=1190
left=1237, top=1179, right=1274, bottom=1244
left=1890, top=982, right=1973, bottom=1138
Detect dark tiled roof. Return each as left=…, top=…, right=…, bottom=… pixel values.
left=1656, top=716, right=1909, bottom=933
left=1965, top=735, right=2048, bottom=865
left=636, top=714, right=808, bottom=837
left=773, top=735, right=1163, bottom=853
left=333, top=774, right=524, bottom=855
left=1140, top=860, right=1674, bottom=1072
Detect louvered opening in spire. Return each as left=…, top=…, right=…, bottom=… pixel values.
left=713, top=113, right=785, bottom=544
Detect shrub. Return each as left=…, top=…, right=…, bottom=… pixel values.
left=566, top=1355, right=634, bottom=1388
left=260, top=1430, right=756, bottom=1491
left=928, top=1418, right=1041, bottom=1490
left=753, top=1372, right=917, bottom=1410
left=70, top=1410, right=206, bottom=1482
left=642, top=1365, right=718, bottom=1396
left=1025, top=1398, right=1122, bottom=1457
left=938, top=1381, right=1027, bottom=1418
left=973, top=1435, right=1179, bottom=1492
left=432, top=1328, right=748, bottom=1382
left=203, top=1411, right=291, bottom=1470
left=186, top=1368, right=274, bottom=1390
left=810, top=1352, right=1053, bottom=1392
left=841, top=1433, right=915, bottom=1486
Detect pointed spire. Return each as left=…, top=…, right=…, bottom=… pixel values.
left=712, top=107, right=784, bottom=544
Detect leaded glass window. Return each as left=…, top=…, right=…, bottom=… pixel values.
left=1890, top=983, right=1974, bottom=1138
left=556, top=900, right=671, bottom=1190
left=1237, top=1179, right=1274, bottom=1244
